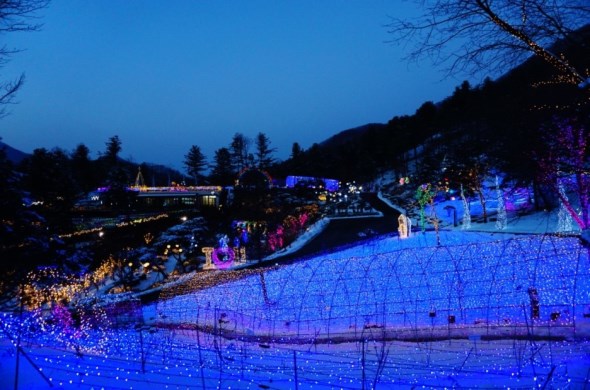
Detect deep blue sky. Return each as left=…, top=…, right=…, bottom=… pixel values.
left=1, top=1, right=473, bottom=170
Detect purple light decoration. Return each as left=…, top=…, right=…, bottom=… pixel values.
left=212, top=247, right=235, bottom=269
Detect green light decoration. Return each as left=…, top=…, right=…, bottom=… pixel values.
left=416, top=183, right=435, bottom=232
left=415, top=183, right=442, bottom=245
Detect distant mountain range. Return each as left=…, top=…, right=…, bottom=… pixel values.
left=319, top=123, right=387, bottom=149
left=0, top=141, right=29, bottom=164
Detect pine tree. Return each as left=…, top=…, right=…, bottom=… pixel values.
left=210, top=147, right=235, bottom=186
left=255, top=132, right=276, bottom=170
left=184, top=145, right=207, bottom=185
left=229, top=133, right=250, bottom=173
left=291, top=142, right=304, bottom=160
left=71, top=143, right=95, bottom=194
left=104, top=135, right=122, bottom=164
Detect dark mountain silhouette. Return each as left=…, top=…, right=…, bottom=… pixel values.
left=275, top=24, right=590, bottom=184
left=0, top=139, right=187, bottom=190
left=319, top=123, right=387, bottom=149
left=0, top=141, right=29, bottom=164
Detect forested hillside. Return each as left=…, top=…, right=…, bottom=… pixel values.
left=273, top=25, right=590, bottom=190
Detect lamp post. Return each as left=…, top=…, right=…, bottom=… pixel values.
left=165, top=244, right=183, bottom=261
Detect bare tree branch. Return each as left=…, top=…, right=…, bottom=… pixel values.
left=388, top=0, right=590, bottom=84
left=0, top=73, right=24, bottom=118
left=0, top=0, right=50, bottom=33
left=0, top=0, right=49, bottom=117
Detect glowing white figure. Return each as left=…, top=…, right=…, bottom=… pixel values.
left=398, top=214, right=412, bottom=238
left=557, top=183, right=573, bottom=232
left=461, top=185, right=471, bottom=230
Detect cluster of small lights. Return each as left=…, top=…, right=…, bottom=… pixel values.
left=461, top=185, right=472, bottom=230
left=59, top=213, right=169, bottom=239
left=345, top=181, right=363, bottom=194
left=480, top=5, right=590, bottom=114
left=158, top=234, right=589, bottom=342
left=3, top=233, right=587, bottom=388
left=27, top=302, right=113, bottom=354
left=530, top=100, right=590, bottom=111
left=486, top=10, right=587, bottom=90
left=415, top=183, right=435, bottom=232
left=21, top=258, right=119, bottom=310
left=115, top=214, right=169, bottom=228
left=131, top=185, right=222, bottom=193
left=536, top=119, right=589, bottom=230
left=531, top=74, right=583, bottom=89
left=557, top=183, right=574, bottom=232
left=266, top=209, right=320, bottom=252
left=2, top=326, right=586, bottom=389
left=211, top=246, right=235, bottom=269
left=58, top=226, right=103, bottom=239
left=528, top=65, right=590, bottom=110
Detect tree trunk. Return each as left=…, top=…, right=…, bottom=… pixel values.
left=477, top=188, right=487, bottom=223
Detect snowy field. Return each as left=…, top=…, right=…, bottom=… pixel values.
left=158, top=233, right=590, bottom=340
left=1, top=205, right=590, bottom=389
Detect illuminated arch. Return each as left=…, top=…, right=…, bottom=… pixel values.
left=236, top=167, right=273, bottom=189
left=212, top=246, right=235, bottom=269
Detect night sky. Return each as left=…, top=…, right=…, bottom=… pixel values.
left=1, top=1, right=476, bottom=170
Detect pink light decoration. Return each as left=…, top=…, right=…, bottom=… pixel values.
left=212, top=247, right=235, bottom=269
left=267, top=225, right=284, bottom=251
left=298, top=213, right=308, bottom=228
